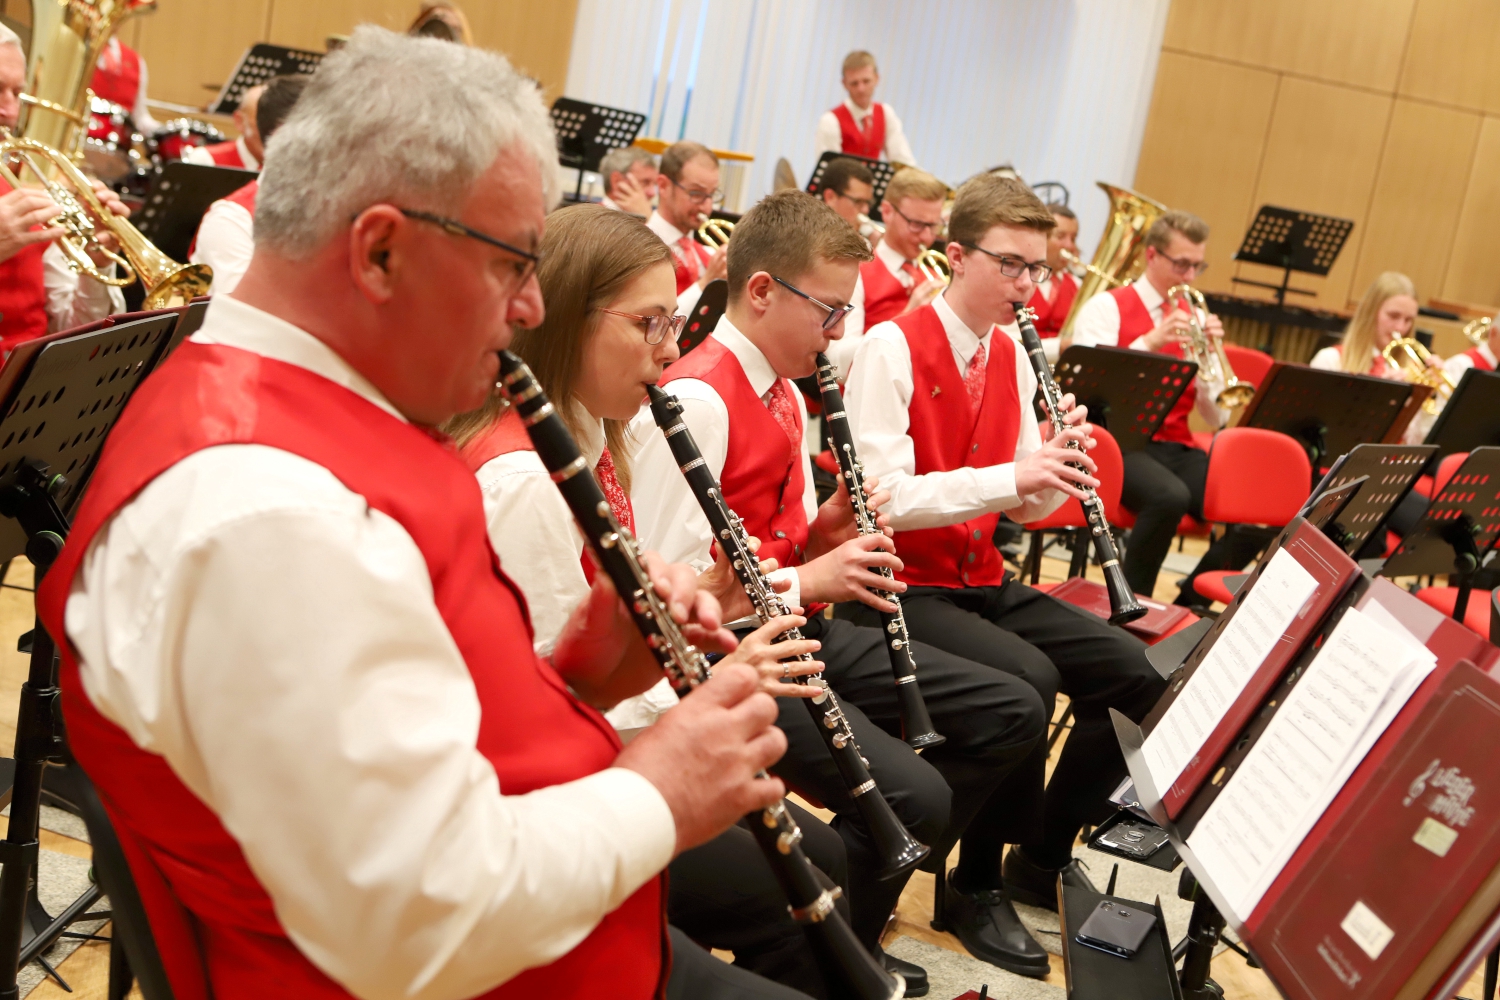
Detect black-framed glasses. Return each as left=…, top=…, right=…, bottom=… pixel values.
left=1157, top=251, right=1209, bottom=276
left=773, top=276, right=855, bottom=330
left=664, top=176, right=724, bottom=206
left=831, top=189, right=873, bottom=213
left=889, top=203, right=943, bottom=234
left=399, top=208, right=542, bottom=283
left=598, top=308, right=687, bottom=346
left=959, top=242, right=1053, bottom=283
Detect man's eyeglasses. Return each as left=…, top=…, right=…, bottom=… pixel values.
left=889, top=204, right=943, bottom=235
left=399, top=208, right=541, bottom=284
left=1157, top=251, right=1209, bottom=277
left=773, top=276, right=855, bottom=330
left=831, top=189, right=873, bottom=213
left=959, top=243, right=1053, bottom=283
left=599, top=308, right=687, bottom=346
left=665, top=176, right=725, bottom=206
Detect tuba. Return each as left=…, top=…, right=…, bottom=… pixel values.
left=4, top=0, right=212, bottom=308
left=1058, top=183, right=1167, bottom=341
left=1166, top=284, right=1256, bottom=408
left=1382, top=336, right=1454, bottom=415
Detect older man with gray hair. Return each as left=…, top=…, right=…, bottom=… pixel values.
left=38, top=27, right=806, bottom=1000
left=596, top=144, right=658, bottom=217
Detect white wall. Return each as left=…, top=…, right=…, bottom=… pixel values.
left=564, top=0, right=1171, bottom=253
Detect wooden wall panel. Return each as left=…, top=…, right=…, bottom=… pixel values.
left=1399, top=0, right=1500, bottom=115
left=1442, top=115, right=1500, bottom=307
left=1162, top=0, right=1414, bottom=92
left=1133, top=52, right=1278, bottom=297
left=1353, top=100, right=1481, bottom=303
left=132, top=1, right=273, bottom=109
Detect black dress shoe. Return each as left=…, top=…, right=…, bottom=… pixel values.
left=1003, top=848, right=1097, bottom=912
left=932, top=869, right=1050, bottom=978
left=876, top=948, right=928, bottom=997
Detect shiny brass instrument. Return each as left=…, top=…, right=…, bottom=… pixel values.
left=1166, top=284, right=1256, bottom=408
left=916, top=247, right=951, bottom=287
left=1463, top=315, right=1493, bottom=347
left=1059, top=247, right=1088, bottom=280
left=855, top=212, right=884, bottom=241
left=696, top=216, right=734, bottom=249
left=1382, top=336, right=1454, bottom=415
left=1058, top=183, right=1168, bottom=340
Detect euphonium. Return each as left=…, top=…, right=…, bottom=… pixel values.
left=1165, top=284, right=1256, bottom=408
left=1058, top=183, right=1167, bottom=341
left=1463, top=315, right=1493, bottom=347
left=697, top=216, right=734, bottom=249
left=915, top=247, right=951, bottom=287
left=1382, top=336, right=1455, bottom=415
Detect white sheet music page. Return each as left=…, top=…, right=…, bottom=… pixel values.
left=1142, top=548, right=1318, bottom=796
left=1185, top=606, right=1432, bottom=921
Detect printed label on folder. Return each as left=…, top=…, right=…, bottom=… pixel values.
left=1411, top=816, right=1459, bottom=857
left=1340, top=900, right=1394, bottom=960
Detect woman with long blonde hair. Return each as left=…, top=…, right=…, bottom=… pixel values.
left=1311, top=271, right=1420, bottom=377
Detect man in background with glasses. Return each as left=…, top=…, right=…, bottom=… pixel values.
left=1067, top=210, right=1236, bottom=600
left=817, top=156, right=877, bottom=380
left=647, top=140, right=729, bottom=316
left=860, top=168, right=948, bottom=329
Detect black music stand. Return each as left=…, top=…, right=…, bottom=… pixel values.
left=1238, top=362, right=1416, bottom=472
left=805, top=152, right=897, bottom=220
left=677, top=279, right=727, bottom=358
left=1230, top=206, right=1354, bottom=307
left=210, top=43, right=324, bottom=114
left=1312, top=443, right=1437, bottom=555
left=156, top=298, right=211, bottom=364
left=1426, top=367, right=1500, bottom=461
left=1053, top=345, right=1197, bottom=454
left=549, top=98, right=647, bottom=203
left=133, top=162, right=257, bottom=264
left=1380, top=447, right=1500, bottom=624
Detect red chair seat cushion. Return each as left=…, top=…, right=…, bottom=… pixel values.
left=1414, top=587, right=1492, bottom=638
left=814, top=450, right=839, bottom=476
left=1192, top=569, right=1238, bottom=606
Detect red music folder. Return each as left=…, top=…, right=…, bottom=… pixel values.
left=1142, top=519, right=1361, bottom=819
left=1046, top=576, right=1195, bottom=640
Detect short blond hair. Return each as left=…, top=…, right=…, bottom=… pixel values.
left=727, top=190, right=872, bottom=302
left=1145, top=209, right=1209, bottom=252
left=883, top=168, right=947, bottom=207
left=842, top=50, right=877, bottom=76
left=947, top=174, right=1055, bottom=248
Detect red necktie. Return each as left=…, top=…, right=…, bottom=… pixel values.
left=675, top=235, right=702, bottom=284
left=964, top=341, right=987, bottom=415
left=765, top=379, right=801, bottom=451
left=899, top=260, right=920, bottom=289
left=594, top=447, right=635, bottom=533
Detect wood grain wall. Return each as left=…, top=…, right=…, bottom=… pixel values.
left=1133, top=0, right=1500, bottom=317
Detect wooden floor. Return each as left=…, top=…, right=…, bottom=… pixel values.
left=0, top=549, right=1486, bottom=999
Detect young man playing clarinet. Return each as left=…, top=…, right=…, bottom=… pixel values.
left=841, top=174, right=1167, bottom=970
left=632, top=190, right=1048, bottom=987
left=1025, top=203, right=1081, bottom=363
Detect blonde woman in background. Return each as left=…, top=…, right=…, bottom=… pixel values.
left=1310, top=271, right=1424, bottom=377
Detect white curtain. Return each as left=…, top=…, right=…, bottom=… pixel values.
left=564, top=0, right=1170, bottom=253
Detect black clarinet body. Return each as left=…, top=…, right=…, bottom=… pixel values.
left=497, top=353, right=903, bottom=1000
left=645, top=383, right=930, bottom=882
left=813, top=355, right=944, bottom=750
left=1012, top=305, right=1147, bottom=625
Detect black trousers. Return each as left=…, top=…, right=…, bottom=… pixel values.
left=668, top=926, right=814, bottom=1000
left=761, top=616, right=1045, bottom=946
left=669, top=802, right=847, bottom=998
left=841, top=579, right=1165, bottom=875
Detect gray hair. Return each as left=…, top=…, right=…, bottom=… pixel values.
left=256, top=26, right=560, bottom=258
left=0, top=23, right=23, bottom=53
left=598, top=145, right=654, bottom=190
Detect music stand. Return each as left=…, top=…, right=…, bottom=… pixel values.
left=1230, top=206, right=1354, bottom=307
left=1312, top=443, right=1436, bottom=555
left=676, top=280, right=727, bottom=358
left=133, top=162, right=257, bottom=263
left=210, top=43, right=324, bottom=114
left=1052, top=345, right=1197, bottom=454
left=549, top=98, right=646, bottom=203
left=156, top=298, right=211, bottom=364
left=805, top=152, right=898, bottom=220
left=1238, top=362, right=1416, bottom=472
left=1426, top=367, right=1500, bottom=461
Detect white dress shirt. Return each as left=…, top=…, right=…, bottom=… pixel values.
left=630, top=318, right=813, bottom=612
left=42, top=244, right=125, bottom=333
left=1069, top=277, right=1228, bottom=429
left=188, top=196, right=254, bottom=295
left=844, top=292, right=1066, bottom=531
left=63, top=294, right=675, bottom=1000
left=181, top=135, right=261, bottom=171
left=1444, top=341, right=1497, bottom=381
left=474, top=407, right=679, bottom=730
left=821, top=274, right=867, bottom=382
left=646, top=210, right=709, bottom=317
left=814, top=99, right=918, bottom=166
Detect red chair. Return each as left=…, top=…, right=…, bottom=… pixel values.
left=1020, top=426, right=1125, bottom=583
left=1190, top=428, right=1312, bottom=606
left=1221, top=343, right=1275, bottom=390
left=1408, top=450, right=1466, bottom=499
left=1413, top=586, right=1493, bottom=638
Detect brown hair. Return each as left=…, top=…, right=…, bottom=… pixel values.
left=842, top=50, right=877, bottom=75
left=660, top=140, right=717, bottom=184
left=1145, top=209, right=1209, bottom=252
left=883, top=168, right=948, bottom=207
left=1049, top=204, right=1077, bottom=221
left=947, top=174, right=1055, bottom=248
left=819, top=156, right=875, bottom=196
left=1339, top=271, right=1417, bottom=375
left=726, top=190, right=871, bottom=301
left=443, top=205, right=673, bottom=490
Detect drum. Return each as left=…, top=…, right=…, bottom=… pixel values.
left=151, top=118, right=226, bottom=162
left=83, top=96, right=154, bottom=201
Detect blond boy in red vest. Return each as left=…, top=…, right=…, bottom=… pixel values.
left=815, top=51, right=918, bottom=166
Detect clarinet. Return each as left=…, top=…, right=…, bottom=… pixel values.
left=497, top=353, right=904, bottom=1000
left=645, top=383, right=931, bottom=882
left=813, top=355, right=944, bottom=750
left=1013, top=305, right=1147, bottom=625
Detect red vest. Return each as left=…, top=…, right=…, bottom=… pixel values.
left=202, top=140, right=253, bottom=170
left=35, top=343, right=667, bottom=1000
left=832, top=103, right=886, bottom=159
left=889, top=305, right=1020, bottom=588
left=661, top=336, right=808, bottom=568
left=90, top=42, right=142, bottom=111
left=861, top=257, right=913, bottom=329
left=1112, top=284, right=1197, bottom=447
left=669, top=235, right=711, bottom=295
left=1464, top=345, right=1496, bottom=372
left=0, top=238, right=49, bottom=356
left=1026, top=272, right=1078, bottom=338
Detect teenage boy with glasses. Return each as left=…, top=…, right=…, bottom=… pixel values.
left=647, top=140, right=729, bottom=316
left=860, top=168, right=949, bottom=329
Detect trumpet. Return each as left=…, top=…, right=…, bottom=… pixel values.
left=696, top=215, right=734, bottom=249
left=1463, top=315, right=1493, bottom=347
left=855, top=213, right=885, bottom=241
left=915, top=247, right=951, bottom=287
left=1382, top=336, right=1454, bottom=415
left=1165, top=284, right=1256, bottom=408
left=1059, top=247, right=1089, bottom=281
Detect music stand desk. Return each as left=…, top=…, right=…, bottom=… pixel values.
left=1426, top=367, right=1500, bottom=461
left=1316, top=443, right=1437, bottom=556
left=1239, top=362, right=1417, bottom=471
left=135, top=162, right=257, bottom=264
left=550, top=98, right=646, bottom=201
left=676, top=280, right=726, bottom=358
left=1059, top=881, right=1182, bottom=1000
left=1231, top=205, right=1354, bottom=306
left=210, top=43, right=324, bottom=115
left=1053, top=345, right=1197, bottom=454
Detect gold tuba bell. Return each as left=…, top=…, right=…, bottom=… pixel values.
left=1058, top=182, right=1168, bottom=341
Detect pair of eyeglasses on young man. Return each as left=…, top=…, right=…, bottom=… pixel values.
left=399, top=208, right=542, bottom=284
left=773, top=276, right=856, bottom=330
left=959, top=242, right=1053, bottom=283
left=664, top=176, right=725, bottom=206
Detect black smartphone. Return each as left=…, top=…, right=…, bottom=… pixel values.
left=1075, top=899, right=1157, bottom=958
left=1094, top=818, right=1170, bottom=858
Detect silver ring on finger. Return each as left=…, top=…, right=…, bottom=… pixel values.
left=783, top=662, right=792, bottom=679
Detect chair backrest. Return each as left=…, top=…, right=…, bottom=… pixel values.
left=1020, top=425, right=1125, bottom=530
left=1202, top=427, right=1312, bottom=526
left=1222, top=343, right=1276, bottom=389
left=1434, top=451, right=1469, bottom=496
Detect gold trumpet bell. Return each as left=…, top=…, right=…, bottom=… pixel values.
left=1216, top=380, right=1257, bottom=409
left=119, top=220, right=214, bottom=308
left=916, top=247, right=951, bottom=287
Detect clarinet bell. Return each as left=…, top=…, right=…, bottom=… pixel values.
left=1104, top=571, right=1149, bottom=626
left=870, top=806, right=931, bottom=881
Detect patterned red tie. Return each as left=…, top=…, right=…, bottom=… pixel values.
left=594, top=447, right=635, bottom=533
left=675, top=235, right=702, bottom=285
left=765, top=379, right=802, bottom=450
left=899, top=260, right=921, bottom=289
left=964, top=341, right=987, bottom=415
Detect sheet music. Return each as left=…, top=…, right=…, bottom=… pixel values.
left=1187, top=606, right=1435, bottom=921
left=1142, top=548, right=1318, bottom=795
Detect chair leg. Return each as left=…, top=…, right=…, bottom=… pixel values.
left=1068, top=528, right=1089, bottom=579
left=1047, top=704, right=1075, bottom=752
left=108, top=933, right=133, bottom=1000
left=1027, top=531, right=1044, bottom=585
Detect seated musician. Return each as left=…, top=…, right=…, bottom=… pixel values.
left=646, top=140, right=728, bottom=317
left=814, top=51, right=918, bottom=166
left=39, top=29, right=795, bottom=999
left=190, top=74, right=310, bottom=294
left=841, top=174, right=1164, bottom=975
left=817, top=156, right=876, bottom=379
left=182, top=84, right=265, bottom=171
left=0, top=25, right=126, bottom=352
left=1025, top=203, right=1080, bottom=363
left=860, top=168, right=948, bottom=330
left=1446, top=314, right=1498, bottom=379
left=631, top=189, right=1047, bottom=991
left=597, top=145, right=659, bottom=218
left=446, top=202, right=845, bottom=999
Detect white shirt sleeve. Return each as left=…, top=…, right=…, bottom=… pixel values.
left=1309, top=346, right=1341, bottom=371
left=42, top=244, right=124, bottom=332
left=824, top=274, right=866, bottom=381
left=131, top=56, right=160, bottom=133
left=64, top=443, right=676, bottom=1000
left=1443, top=352, right=1476, bottom=383
left=1067, top=291, right=1121, bottom=348
left=181, top=145, right=215, bottom=166
left=881, top=104, right=918, bottom=166
left=190, top=199, right=255, bottom=296
left=676, top=281, right=703, bottom=318
left=815, top=110, right=842, bottom=156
